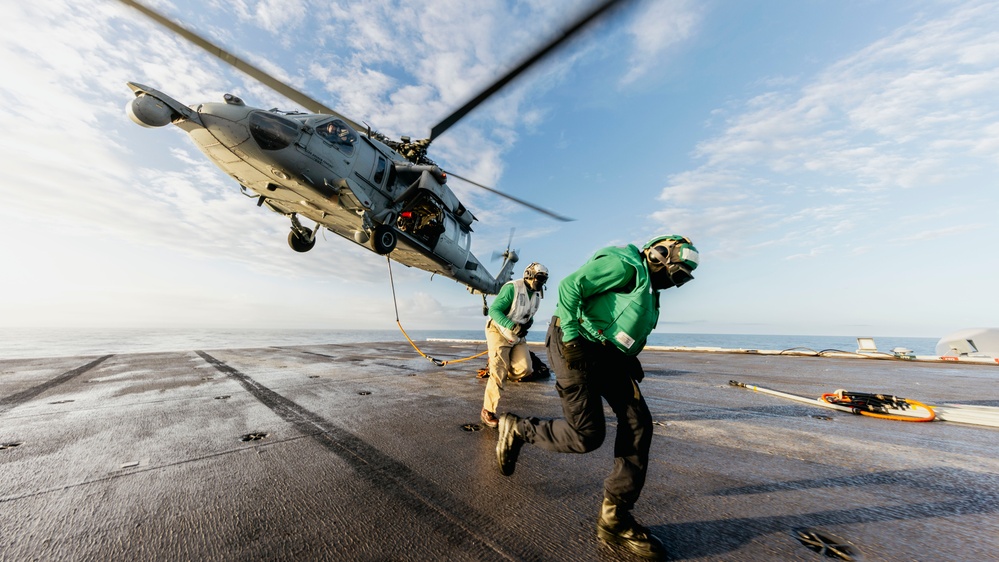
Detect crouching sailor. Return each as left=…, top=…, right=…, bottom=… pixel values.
left=480, top=262, right=548, bottom=429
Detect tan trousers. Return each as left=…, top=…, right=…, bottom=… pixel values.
left=482, top=320, right=532, bottom=413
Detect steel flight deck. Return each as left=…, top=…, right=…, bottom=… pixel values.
left=1, top=341, right=997, bottom=561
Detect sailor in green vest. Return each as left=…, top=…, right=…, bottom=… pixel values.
left=495, top=235, right=699, bottom=561
left=480, top=262, right=549, bottom=429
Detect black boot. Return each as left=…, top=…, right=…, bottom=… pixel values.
left=596, top=499, right=667, bottom=560
left=496, top=413, right=524, bottom=476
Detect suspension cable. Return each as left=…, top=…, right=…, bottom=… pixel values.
left=387, top=257, right=487, bottom=367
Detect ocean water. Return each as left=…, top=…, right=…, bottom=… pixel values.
left=0, top=327, right=940, bottom=360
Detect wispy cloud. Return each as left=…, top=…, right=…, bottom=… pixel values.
left=650, top=0, right=999, bottom=261
left=620, top=0, right=701, bottom=86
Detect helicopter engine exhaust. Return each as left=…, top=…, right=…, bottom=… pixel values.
left=126, top=94, right=177, bottom=128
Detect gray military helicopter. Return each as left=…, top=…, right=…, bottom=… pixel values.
left=118, top=0, right=624, bottom=296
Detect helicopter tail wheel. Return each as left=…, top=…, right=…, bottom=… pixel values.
left=373, top=225, right=397, bottom=255
left=288, top=229, right=316, bottom=253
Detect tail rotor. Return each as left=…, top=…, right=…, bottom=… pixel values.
left=492, top=228, right=517, bottom=263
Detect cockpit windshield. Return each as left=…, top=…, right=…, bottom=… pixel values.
left=317, top=119, right=357, bottom=155
left=249, top=111, right=300, bottom=151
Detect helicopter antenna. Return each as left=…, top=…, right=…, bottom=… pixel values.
left=115, top=0, right=366, bottom=133
left=429, top=0, right=627, bottom=141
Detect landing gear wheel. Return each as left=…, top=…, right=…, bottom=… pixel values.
left=373, top=225, right=397, bottom=255
left=288, top=230, right=316, bottom=253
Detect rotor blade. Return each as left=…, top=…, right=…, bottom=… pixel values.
left=116, top=0, right=365, bottom=132
left=446, top=172, right=574, bottom=222
left=429, top=0, right=626, bottom=141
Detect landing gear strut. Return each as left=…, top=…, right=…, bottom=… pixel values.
left=288, top=214, right=317, bottom=253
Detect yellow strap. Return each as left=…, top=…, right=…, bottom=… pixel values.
left=856, top=398, right=936, bottom=422
left=821, top=394, right=936, bottom=422
left=387, top=258, right=488, bottom=367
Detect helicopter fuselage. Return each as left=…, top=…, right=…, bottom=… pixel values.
left=126, top=83, right=516, bottom=295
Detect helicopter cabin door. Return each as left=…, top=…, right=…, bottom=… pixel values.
left=308, top=119, right=359, bottom=169
left=347, top=140, right=393, bottom=199
left=307, top=119, right=392, bottom=211
left=309, top=119, right=388, bottom=198
left=434, top=216, right=471, bottom=268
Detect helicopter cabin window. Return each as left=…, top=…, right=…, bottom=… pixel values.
left=317, top=119, right=357, bottom=155
left=374, top=157, right=387, bottom=185
left=386, top=163, right=397, bottom=192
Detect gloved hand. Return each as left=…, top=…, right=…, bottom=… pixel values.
left=625, top=355, right=644, bottom=383
left=562, top=337, right=587, bottom=370
left=513, top=323, right=529, bottom=338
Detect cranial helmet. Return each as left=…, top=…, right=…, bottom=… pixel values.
left=643, top=235, right=699, bottom=287
left=524, top=262, right=549, bottom=281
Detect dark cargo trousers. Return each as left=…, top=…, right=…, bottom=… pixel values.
left=517, top=316, right=654, bottom=508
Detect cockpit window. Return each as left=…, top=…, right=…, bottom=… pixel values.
left=249, top=111, right=300, bottom=151
left=317, top=119, right=357, bottom=155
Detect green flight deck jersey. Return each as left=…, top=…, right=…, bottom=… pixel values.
left=555, top=244, right=659, bottom=356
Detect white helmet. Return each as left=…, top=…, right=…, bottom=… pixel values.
left=524, top=262, right=549, bottom=281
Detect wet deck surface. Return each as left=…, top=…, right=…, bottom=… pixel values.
left=1, top=341, right=997, bottom=561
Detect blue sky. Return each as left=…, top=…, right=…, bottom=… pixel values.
left=1, top=0, right=996, bottom=338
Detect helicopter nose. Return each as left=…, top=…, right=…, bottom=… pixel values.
left=196, top=102, right=254, bottom=148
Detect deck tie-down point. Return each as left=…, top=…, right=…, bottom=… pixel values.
left=792, top=527, right=862, bottom=560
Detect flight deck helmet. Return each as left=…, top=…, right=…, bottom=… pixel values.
left=524, top=262, right=549, bottom=282
left=524, top=262, right=549, bottom=292
left=643, top=235, right=699, bottom=288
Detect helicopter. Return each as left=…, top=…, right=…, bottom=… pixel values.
left=118, top=0, right=625, bottom=296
